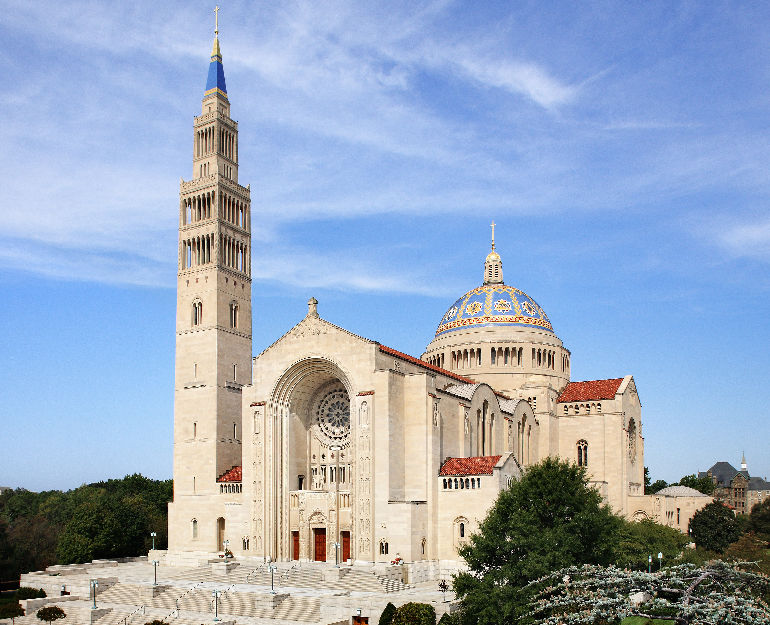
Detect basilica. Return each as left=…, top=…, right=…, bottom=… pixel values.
left=166, top=29, right=671, bottom=566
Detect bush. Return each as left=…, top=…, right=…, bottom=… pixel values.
left=36, top=605, right=65, bottom=624
left=392, top=602, right=436, bottom=625
left=144, top=620, right=168, bottom=625
left=378, top=602, right=397, bottom=625
left=16, top=587, right=47, bottom=600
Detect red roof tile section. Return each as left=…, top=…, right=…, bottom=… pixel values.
left=217, top=466, right=242, bottom=482
left=439, top=455, right=502, bottom=476
left=379, top=345, right=476, bottom=385
left=557, top=378, right=624, bottom=403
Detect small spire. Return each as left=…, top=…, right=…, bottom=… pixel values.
left=307, top=297, right=319, bottom=318
left=204, top=6, right=227, bottom=97
left=741, top=452, right=747, bottom=471
left=491, top=221, right=496, bottom=251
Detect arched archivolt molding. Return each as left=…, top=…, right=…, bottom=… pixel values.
left=270, top=356, right=355, bottom=427
left=632, top=510, right=649, bottom=522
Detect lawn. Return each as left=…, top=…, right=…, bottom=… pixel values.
left=620, top=617, right=675, bottom=625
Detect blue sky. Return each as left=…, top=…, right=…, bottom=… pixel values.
left=1, top=1, right=769, bottom=492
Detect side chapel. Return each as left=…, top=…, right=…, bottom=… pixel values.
left=167, top=27, right=646, bottom=565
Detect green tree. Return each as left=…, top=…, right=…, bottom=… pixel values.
left=36, top=606, right=65, bottom=625
left=614, top=519, right=689, bottom=570
left=748, top=498, right=770, bottom=541
left=392, top=602, right=436, bottom=625
left=648, top=480, right=668, bottom=494
left=0, top=602, right=24, bottom=625
left=689, top=502, right=740, bottom=553
left=453, top=458, right=622, bottom=625
left=378, top=602, right=397, bottom=625
left=676, top=474, right=715, bottom=495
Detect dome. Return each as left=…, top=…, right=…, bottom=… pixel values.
left=435, top=284, right=554, bottom=337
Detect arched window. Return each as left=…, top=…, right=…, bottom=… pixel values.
left=192, top=300, right=203, bottom=326
left=465, top=478, right=470, bottom=489
left=230, top=302, right=238, bottom=328
left=577, top=439, right=588, bottom=467
left=459, top=523, right=465, bottom=538
left=192, top=519, right=198, bottom=539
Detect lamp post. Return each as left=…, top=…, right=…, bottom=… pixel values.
left=658, top=552, right=663, bottom=571
left=152, top=560, right=159, bottom=586
left=90, top=580, right=98, bottom=609
left=224, top=539, right=230, bottom=557
left=330, top=444, right=341, bottom=564
left=150, top=531, right=156, bottom=551
left=268, top=563, right=277, bottom=594
left=333, top=542, right=341, bottom=567
left=212, top=589, right=221, bottom=622
left=648, top=555, right=652, bottom=573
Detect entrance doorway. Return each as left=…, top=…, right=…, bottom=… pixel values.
left=341, top=531, right=350, bottom=562
left=292, top=531, right=299, bottom=561
left=313, top=528, right=326, bottom=561
left=216, top=517, right=225, bottom=551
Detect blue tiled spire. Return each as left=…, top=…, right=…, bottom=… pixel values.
left=205, top=36, right=227, bottom=97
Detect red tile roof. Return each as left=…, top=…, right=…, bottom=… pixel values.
left=439, top=455, right=502, bottom=476
left=217, top=466, right=242, bottom=482
left=379, top=345, right=476, bottom=385
left=557, top=378, right=624, bottom=403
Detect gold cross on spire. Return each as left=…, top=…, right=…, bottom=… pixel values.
left=491, top=221, right=496, bottom=250
left=214, top=5, right=220, bottom=36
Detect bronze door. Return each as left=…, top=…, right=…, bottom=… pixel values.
left=292, top=531, right=299, bottom=560
left=313, top=528, right=326, bottom=561
left=341, top=531, right=350, bottom=562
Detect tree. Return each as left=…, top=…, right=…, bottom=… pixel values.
left=677, top=474, right=715, bottom=496
left=521, top=562, right=770, bottom=624
left=0, top=602, right=24, bottom=625
left=724, top=532, right=770, bottom=575
left=453, top=458, right=622, bottom=625
left=748, top=498, right=770, bottom=540
left=392, top=602, right=436, bottom=625
left=378, top=602, right=397, bottom=625
left=689, top=502, right=740, bottom=553
left=36, top=606, right=65, bottom=625
left=648, top=479, right=668, bottom=494
left=614, top=518, right=689, bottom=570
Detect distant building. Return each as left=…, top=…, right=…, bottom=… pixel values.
left=699, top=455, right=769, bottom=514
left=0, top=486, right=11, bottom=495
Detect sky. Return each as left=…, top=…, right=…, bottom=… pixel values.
left=1, top=1, right=769, bottom=492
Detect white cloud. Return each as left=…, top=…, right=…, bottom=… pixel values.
left=713, top=218, right=770, bottom=260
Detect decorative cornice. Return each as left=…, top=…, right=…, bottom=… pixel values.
left=357, top=390, right=375, bottom=396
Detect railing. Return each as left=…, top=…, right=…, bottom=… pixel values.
left=121, top=605, right=145, bottom=625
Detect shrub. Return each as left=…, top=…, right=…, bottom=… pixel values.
left=392, top=602, right=436, bottom=625
left=16, top=587, right=47, bottom=600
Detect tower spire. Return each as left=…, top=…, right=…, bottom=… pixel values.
left=491, top=221, right=496, bottom=251
left=206, top=7, right=226, bottom=96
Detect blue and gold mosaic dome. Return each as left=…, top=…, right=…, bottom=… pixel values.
left=435, top=284, right=553, bottom=337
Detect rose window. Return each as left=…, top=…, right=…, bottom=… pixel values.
left=313, top=387, right=351, bottom=445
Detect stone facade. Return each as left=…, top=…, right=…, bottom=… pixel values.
left=167, top=30, right=702, bottom=566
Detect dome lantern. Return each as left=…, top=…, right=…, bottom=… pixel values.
left=484, top=221, right=503, bottom=285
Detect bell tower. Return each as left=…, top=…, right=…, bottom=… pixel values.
left=170, top=11, right=252, bottom=550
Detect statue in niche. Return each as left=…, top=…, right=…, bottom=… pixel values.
left=433, top=403, right=439, bottom=427
left=464, top=409, right=469, bottom=434
left=359, top=401, right=369, bottom=428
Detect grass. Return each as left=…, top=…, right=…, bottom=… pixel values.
left=621, top=618, right=675, bottom=625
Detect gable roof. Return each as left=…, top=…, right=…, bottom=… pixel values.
left=557, top=378, right=624, bottom=403
left=439, top=455, right=501, bottom=476
left=217, top=466, right=242, bottom=482
left=379, top=345, right=476, bottom=385
left=748, top=476, right=770, bottom=491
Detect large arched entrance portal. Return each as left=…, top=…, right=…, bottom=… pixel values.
left=269, top=358, right=354, bottom=562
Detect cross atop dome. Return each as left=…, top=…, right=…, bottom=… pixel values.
left=484, top=222, right=503, bottom=285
